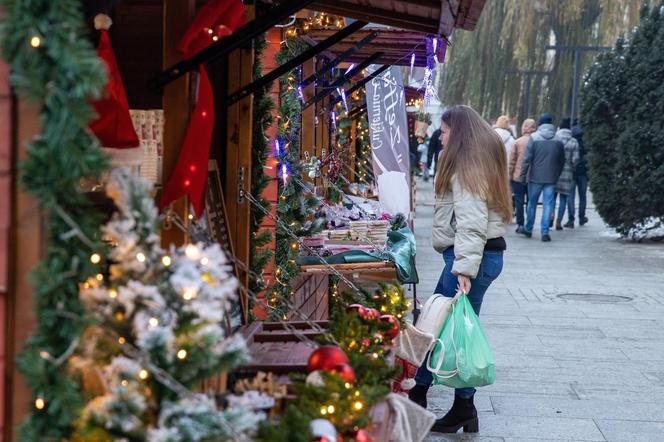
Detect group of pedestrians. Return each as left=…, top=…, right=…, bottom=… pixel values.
left=499, top=113, right=589, bottom=242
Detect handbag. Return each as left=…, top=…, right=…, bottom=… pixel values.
left=415, top=294, right=454, bottom=337
left=427, top=292, right=495, bottom=389
left=393, top=322, right=434, bottom=366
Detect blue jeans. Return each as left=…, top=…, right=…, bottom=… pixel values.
left=567, top=175, right=588, bottom=223
left=511, top=180, right=526, bottom=226
left=415, top=248, right=504, bottom=398
left=556, top=193, right=568, bottom=223
left=525, top=183, right=555, bottom=235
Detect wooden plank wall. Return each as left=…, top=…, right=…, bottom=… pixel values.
left=301, top=58, right=315, bottom=171
left=5, top=100, right=42, bottom=442
left=161, top=0, right=195, bottom=248
left=0, top=57, right=11, bottom=441
left=225, top=6, right=255, bottom=314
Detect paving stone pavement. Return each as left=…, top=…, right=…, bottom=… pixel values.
left=411, top=178, right=664, bottom=442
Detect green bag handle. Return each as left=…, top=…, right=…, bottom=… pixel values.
left=426, top=290, right=467, bottom=379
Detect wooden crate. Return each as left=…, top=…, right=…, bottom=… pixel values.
left=237, top=321, right=329, bottom=374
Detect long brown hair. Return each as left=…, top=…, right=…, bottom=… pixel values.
left=435, top=105, right=512, bottom=223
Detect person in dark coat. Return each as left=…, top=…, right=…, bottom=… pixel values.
left=566, top=125, right=589, bottom=226
left=518, top=113, right=565, bottom=242
left=554, top=118, right=579, bottom=230
left=427, top=127, right=442, bottom=181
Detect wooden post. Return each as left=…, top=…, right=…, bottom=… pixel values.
left=5, top=99, right=42, bottom=442
left=161, top=0, right=195, bottom=248
left=301, top=58, right=315, bottom=170
left=225, top=6, right=255, bottom=319
left=349, top=118, right=357, bottom=182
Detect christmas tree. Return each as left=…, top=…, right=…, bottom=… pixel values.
left=73, top=169, right=262, bottom=440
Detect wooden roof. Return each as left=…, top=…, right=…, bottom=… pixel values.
left=302, top=0, right=486, bottom=67
left=308, top=0, right=486, bottom=36
left=304, top=27, right=444, bottom=67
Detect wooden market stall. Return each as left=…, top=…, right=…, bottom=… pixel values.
left=2, top=0, right=487, bottom=438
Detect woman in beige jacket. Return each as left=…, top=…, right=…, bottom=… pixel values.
left=509, top=118, right=537, bottom=232
left=409, top=105, right=512, bottom=434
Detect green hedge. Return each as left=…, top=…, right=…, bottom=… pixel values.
left=580, top=2, right=664, bottom=238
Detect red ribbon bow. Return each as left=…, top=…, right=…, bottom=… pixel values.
left=160, top=0, right=245, bottom=216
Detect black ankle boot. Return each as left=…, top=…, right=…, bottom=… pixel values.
left=431, top=395, right=478, bottom=433
left=408, top=384, right=429, bottom=409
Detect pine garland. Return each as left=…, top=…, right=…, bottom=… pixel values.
left=0, top=1, right=108, bottom=439
left=268, top=34, right=323, bottom=320
left=249, top=33, right=275, bottom=297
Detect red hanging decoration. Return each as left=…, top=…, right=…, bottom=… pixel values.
left=330, top=363, right=356, bottom=383
left=89, top=14, right=139, bottom=149
left=159, top=0, right=246, bottom=216
left=307, top=345, right=349, bottom=373
left=379, top=314, right=400, bottom=340
left=319, top=138, right=351, bottom=183
left=346, top=303, right=367, bottom=317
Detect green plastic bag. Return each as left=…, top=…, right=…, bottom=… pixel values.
left=427, top=292, right=495, bottom=388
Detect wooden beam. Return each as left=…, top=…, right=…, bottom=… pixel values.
left=153, top=0, right=316, bottom=89
left=161, top=0, right=194, bottom=248
left=6, top=99, right=41, bottom=442
left=227, top=20, right=367, bottom=105
left=311, top=1, right=440, bottom=34
left=438, top=0, right=456, bottom=36
left=301, top=57, right=315, bottom=173
left=224, top=7, right=255, bottom=311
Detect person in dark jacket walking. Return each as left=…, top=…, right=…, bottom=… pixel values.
left=427, top=127, right=442, bottom=181
left=519, top=113, right=565, bottom=242
left=554, top=118, right=579, bottom=230
left=566, top=125, right=589, bottom=226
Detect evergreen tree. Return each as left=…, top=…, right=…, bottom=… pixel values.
left=581, top=2, right=664, bottom=238
left=442, top=0, right=652, bottom=120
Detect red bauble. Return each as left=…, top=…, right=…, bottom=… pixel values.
left=355, top=429, right=372, bottom=442
left=379, top=314, right=400, bottom=340
left=330, top=363, right=356, bottom=383
left=363, top=308, right=380, bottom=320
left=307, top=345, right=349, bottom=373
left=347, top=304, right=366, bottom=317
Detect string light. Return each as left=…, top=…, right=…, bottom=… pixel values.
left=34, top=397, right=45, bottom=410
left=176, top=349, right=188, bottom=360
left=121, top=380, right=129, bottom=387
left=95, top=273, right=104, bottom=281
left=30, top=36, right=41, bottom=48
left=161, top=255, right=172, bottom=266
left=148, top=317, right=159, bottom=327
left=118, top=337, right=126, bottom=345
left=136, top=252, right=146, bottom=263
left=90, top=253, right=101, bottom=264
left=200, top=257, right=209, bottom=266
left=353, top=401, right=363, bottom=411
left=39, top=351, right=50, bottom=359
left=185, top=244, right=200, bottom=260
left=281, top=164, right=288, bottom=185
left=182, top=287, right=198, bottom=301
left=138, top=369, right=149, bottom=380
left=326, top=405, right=335, bottom=414
left=108, top=288, right=118, bottom=298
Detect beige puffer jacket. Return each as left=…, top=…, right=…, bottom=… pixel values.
left=431, top=177, right=507, bottom=278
